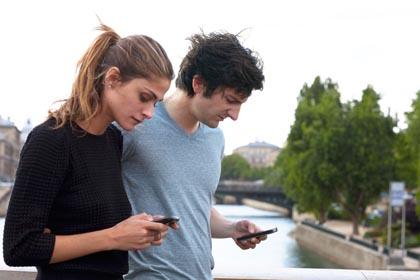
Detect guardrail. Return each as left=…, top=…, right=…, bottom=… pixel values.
left=407, top=250, right=420, bottom=261
left=301, top=220, right=346, bottom=239
left=1, top=268, right=419, bottom=280
left=349, top=236, right=379, bottom=251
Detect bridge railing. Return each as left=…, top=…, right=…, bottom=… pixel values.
left=1, top=268, right=419, bottom=280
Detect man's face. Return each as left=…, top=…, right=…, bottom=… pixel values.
left=191, top=87, right=248, bottom=128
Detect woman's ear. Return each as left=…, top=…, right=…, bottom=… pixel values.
left=104, top=67, right=121, bottom=88
left=192, top=75, right=204, bottom=95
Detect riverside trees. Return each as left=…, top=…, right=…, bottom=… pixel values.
left=271, top=77, right=396, bottom=235
left=220, top=77, right=419, bottom=235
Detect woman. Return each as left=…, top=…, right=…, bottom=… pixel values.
left=3, top=24, right=174, bottom=280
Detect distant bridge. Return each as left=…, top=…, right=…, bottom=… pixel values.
left=215, top=180, right=293, bottom=214
left=0, top=181, right=295, bottom=217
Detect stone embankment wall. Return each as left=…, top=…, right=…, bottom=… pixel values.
left=292, top=223, right=387, bottom=270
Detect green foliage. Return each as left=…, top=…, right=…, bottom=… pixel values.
left=264, top=167, right=283, bottom=188
left=273, top=77, right=397, bottom=234
left=378, top=224, right=420, bottom=248
left=404, top=91, right=420, bottom=215
left=393, top=132, right=417, bottom=189
left=221, top=154, right=251, bottom=180
left=339, top=86, right=396, bottom=234
left=326, top=203, right=350, bottom=220
left=363, top=215, right=383, bottom=228
left=363, top=228, right=384, bottom=240
left=405, top=234, right=420, bottom=248
left=221, top=155, right=274, bottom=181
left=247, top=166, right=273, bottom=181
left=274, top=77, right=343, bottom=223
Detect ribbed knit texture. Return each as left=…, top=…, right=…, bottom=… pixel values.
left=3, top=118, right=131, bottom=279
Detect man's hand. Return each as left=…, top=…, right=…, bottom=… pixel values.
left=231, top=220, right=266, bottom=250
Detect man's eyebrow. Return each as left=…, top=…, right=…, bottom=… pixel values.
left=227, top=94, right=245, bottom=103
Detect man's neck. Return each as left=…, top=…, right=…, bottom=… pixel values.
left=164, top=89, right=199, bottom=135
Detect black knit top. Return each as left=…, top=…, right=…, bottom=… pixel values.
left=3, top=118, right=132, bottom=279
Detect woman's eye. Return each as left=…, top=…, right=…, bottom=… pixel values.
left=139, top=94, right=151, bottom=103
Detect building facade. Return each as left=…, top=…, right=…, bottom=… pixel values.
left=0, top=117, right=21, bottom=182
left=233, top=141, right=281, bottom=168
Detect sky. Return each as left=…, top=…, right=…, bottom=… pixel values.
left=0, top=0, right=419, bottom=154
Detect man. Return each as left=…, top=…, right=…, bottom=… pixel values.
left=122, top=32, right=265, bottom=279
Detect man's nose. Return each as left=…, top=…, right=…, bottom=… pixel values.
left=227, top=106, right=241, bottom=121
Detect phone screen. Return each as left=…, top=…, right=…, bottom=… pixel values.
left=236, top=227, right=278, bottom=241
left=154, top=216, right=180, bottom=224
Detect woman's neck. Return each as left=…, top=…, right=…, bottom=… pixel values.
left=76, top=107, right=113, bottom=135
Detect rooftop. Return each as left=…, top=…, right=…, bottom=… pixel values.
left=236, top=141, right=280, bottom=150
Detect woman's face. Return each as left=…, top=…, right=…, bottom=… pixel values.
left=104, top=75, right=171, bottom=131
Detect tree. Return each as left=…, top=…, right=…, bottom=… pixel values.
left=221, top=154, right=251, bottom=180
left=404, top=91, right=420, bottom=214
left=393, top=131, right=417, bottom=190
left=339, top=87, right=395, bottom=234
left=275, top=77, right=343, bottom=223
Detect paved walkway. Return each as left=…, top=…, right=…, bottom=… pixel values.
left=323, top=220, right=368, bottom=237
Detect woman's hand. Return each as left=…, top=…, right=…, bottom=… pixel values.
left=107, top=213, right=169, bottom=251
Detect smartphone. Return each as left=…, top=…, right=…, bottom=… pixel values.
left=154, top=216, right=180, bottom=224
left=236, top=227, right=278, bottom=241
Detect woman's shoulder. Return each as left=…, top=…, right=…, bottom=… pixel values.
left=108, top=123, right=123, bottom=144
left=26, top=118, right=69, bottom=146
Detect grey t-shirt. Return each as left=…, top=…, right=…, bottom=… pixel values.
left=122, top=102, right=224, bottom=280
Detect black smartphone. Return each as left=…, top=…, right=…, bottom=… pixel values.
left=154, top=216, right=180, bottom=224
left=236, top=227, right=278, bottom=241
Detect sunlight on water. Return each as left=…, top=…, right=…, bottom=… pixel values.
left=212, top=204, right=338, bottom=276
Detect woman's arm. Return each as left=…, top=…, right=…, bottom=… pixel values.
left=3, top=126, right=68, bottom=266
left=3, top=125, right=169, bottom=266
left=49, top=213, right=167, bottom=264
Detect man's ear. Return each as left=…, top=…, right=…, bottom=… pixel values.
left=192, top=75, right=204, bottom=95
left=104, top=67, right=122, bottom=88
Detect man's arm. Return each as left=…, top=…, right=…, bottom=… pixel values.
left=210, top=207, right=236, bottom=238
left=210, top=207, right=266, bottom=250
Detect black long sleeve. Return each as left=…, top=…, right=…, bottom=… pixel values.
left=3, top=119, right=131, bottom=278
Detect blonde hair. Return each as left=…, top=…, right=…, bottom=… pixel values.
left=49, top=24, right=174, bottom=128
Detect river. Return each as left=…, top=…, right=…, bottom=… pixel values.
left=211, top=204, right=338, bottom=276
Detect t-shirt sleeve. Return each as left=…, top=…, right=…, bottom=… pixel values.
left=3, top=125, right=68, bottom=266
left=121, top=130, right=136, bottom=161
left=220, top=132, right=225, bottom=161
left=112, top=122, right=136, bottom=161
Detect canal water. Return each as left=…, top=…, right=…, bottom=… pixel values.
left=0, top=204, right=339, bottom=275
left=212, top=204, right=338, bottom=276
